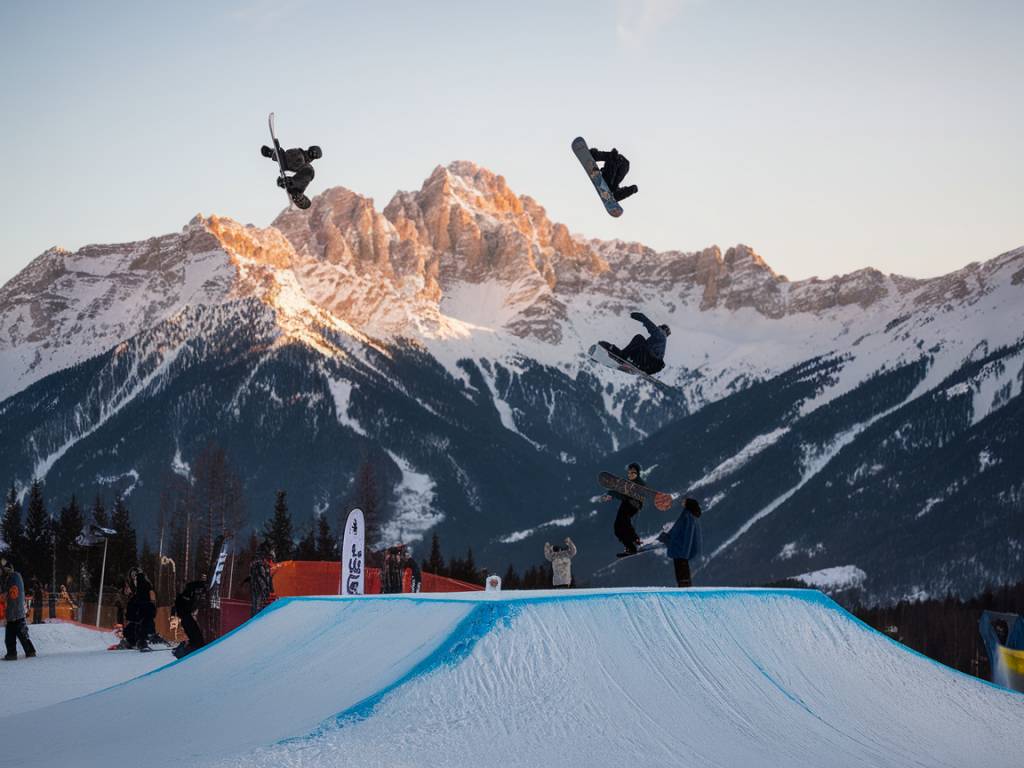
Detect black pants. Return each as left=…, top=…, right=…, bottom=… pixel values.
left=614, top=514, right=640, bottom=551
left=286, top=165, right=314, bottom=194
left=620, top=334, right=665, bottom=374
left=180, top=612, right=205, bottom=650
left=673, top=559, right=692, bottom=588
left=591, top=149, right=630, bottom=190
left=5, top=619, right=36, bottom=657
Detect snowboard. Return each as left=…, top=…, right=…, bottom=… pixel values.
left=599, top=471, right=675, bottom=511
left=572, top=137, right=623, bottom=217
left=587, top=343, right=674, bottom=393
left=615, top=542, right=661, bottom=558
left=268, top=113, right=311, bottom=210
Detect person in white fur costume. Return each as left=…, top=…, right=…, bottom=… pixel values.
left=544, top=537, right=577, bottom=588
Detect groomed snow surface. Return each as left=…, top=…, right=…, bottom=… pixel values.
left=3, top=590, right=1023, bottom=768
left=0, top=621, right=169, bottom=719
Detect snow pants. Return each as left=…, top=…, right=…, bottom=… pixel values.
left=287, top=165, right=314, bottom=194
left=591, top=148, right=630, bottom=190
left=620, top=334, right=665, bottom=374
left=5, top=619, right=36, bottom=658
left=614, top=513, right=640, bottom=551
left=673, top=559, right=692, bottom=588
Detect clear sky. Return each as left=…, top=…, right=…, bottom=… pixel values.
left=1, top=0, right=1021, bottom=287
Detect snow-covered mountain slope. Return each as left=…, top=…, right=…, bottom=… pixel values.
left=1, top=161, right=1021, bottom=599
left=2, top=591, right=1021, bottom=768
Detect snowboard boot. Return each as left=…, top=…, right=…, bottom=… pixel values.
left=260, top=145, right=274, bottom=158
left=598, top=340, right=622, bottom=357
left=613, top=184, right=638, bottom=202
left=291, top=193, right=312, bottom=210
left=3, top=654, right=17, bottom=661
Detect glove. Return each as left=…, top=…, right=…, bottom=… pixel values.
left=260, top=145, right=273, bottom=158
left=630, top=311, right=644, bottom=321
left=657, top=532, right=669, bottom=543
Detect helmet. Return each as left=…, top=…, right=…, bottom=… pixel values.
left=307, top=145, right=323, bottom=160
left=627, top=462, right=642, bottom=475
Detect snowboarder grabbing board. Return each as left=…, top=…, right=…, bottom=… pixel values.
left=572, top=137, right=624, bottom=217
left=263, top=112, right=321, bottom=210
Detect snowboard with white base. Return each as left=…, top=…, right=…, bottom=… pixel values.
left=587, top=343, right=674, bottom=392
left=268, top=113, right=310, bottom=210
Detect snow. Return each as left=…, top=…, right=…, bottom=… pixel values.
left=4, top=590, right=1022, bottom=768
left=691, top=428, right=790, bottom=489
left=171, top=446, right=192, bottom=479
left=916, top=497, right=943, bottom=519
left=95, top=469, right=140, bottom=496
left=326, top=377, right=368, bottom=436
left=498, top=514, right=575, bottom=544
left=794, top=565, right=868, bottom=591
left=379, top=450, right=441, bottom=545
left=0, top=621, right=170, bottom=718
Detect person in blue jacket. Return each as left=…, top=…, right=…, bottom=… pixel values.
left=599, top=311, right=671, bottom=374
left=658, top=497, right=703, bottom=587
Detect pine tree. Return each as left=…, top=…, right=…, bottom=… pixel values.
left=352, top=461, right=381, bottom=549
left=91, top=495, right=108, bottom=528
left=109, top=494, right=138, bottom=580
left=54, top=495, right=85, bottom=590
left=295, top=525, right=317, bottom=560
left=2, top=483, right=24, bottom=556
left=315, top=514, right=336, bottom=561
left=425, top=532, right=445, bottom=575
left=463, top=547, right=480, bottom=585
left=23, top=479, right=50, bottom=582
left=503, top=563, right=520, bottom=590
left=262, top=490, right=294, bottom=561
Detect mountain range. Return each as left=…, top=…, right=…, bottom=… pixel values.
left=1, top=160, right=1021, bottom=603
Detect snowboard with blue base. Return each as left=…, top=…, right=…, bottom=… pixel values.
left=572, top=137, right=623, bottom=217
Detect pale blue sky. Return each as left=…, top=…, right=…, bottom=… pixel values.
left=1, top=0, right=1021, bottom=286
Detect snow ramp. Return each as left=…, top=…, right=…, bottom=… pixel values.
left=3, top=589, right=1023, bottom=768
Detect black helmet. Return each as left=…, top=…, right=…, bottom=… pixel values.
left=684, top=497, right=702, bottom=517
left=307, top=145, right=323, bottom=160
left=659, top=324, right=671, bottom=336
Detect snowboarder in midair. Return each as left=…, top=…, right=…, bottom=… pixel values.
left=599, top=311, right=671, bottom=375
left=601, top=463, right=645, bottom=555
left=589, top=147, right=638, bottom=202
left=260, top=143, right=322, bottom=210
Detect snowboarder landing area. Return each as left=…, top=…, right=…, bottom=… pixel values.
left=3, top=589, right=1022, bottom=768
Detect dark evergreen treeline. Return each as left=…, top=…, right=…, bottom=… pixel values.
left=850, top=582, right=1024, bottom=682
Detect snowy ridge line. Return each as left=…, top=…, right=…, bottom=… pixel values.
left=32, top=344, right=185, bottom=483
left=703, top=395, right=915, bottom=566
left=690, top=427, right=791, bottom=490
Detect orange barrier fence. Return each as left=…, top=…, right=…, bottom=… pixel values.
left=270, top=561, right=483, bottom=598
